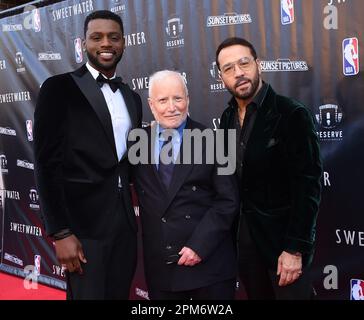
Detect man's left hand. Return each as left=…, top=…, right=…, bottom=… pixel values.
left=277, top=251, right=302, bottom=286
left=178, top=247, right=202, bottom=266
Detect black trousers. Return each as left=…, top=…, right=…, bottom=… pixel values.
left=148, top=278, right=236, bottom=300
left=238, top=213, right=314, bottom=300
left=66, top=189, right=137, bottom=300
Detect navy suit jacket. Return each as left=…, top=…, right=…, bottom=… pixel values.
left=133, top=117, right=239, bottom=291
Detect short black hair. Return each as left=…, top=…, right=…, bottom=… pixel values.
left=215, top=37, right=258, bottom=70
left=84, top=10, right=124, bottom=36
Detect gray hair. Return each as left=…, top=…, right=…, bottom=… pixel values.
left=148, top=70, right=189, bottom=98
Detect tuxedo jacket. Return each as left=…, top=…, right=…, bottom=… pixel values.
left=220, top=84, right=322, bottom=269
left=34, top=64, right=142, bottom=239
left=133, top=117, right=239, bottom=292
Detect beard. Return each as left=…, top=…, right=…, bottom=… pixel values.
left=226, top=69, right=260, bottom=101
left=86, top=50, right=123, bottom=73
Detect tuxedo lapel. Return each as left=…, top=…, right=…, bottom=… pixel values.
left=119, top=83, right=138, bottom=129
left=71, top=65, right=118, bottom=159
left=246, top=86, right=281, bottom=157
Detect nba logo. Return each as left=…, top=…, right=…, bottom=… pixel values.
left=343, top=37, right=359, bottom=76
left=34, top=255, right=41, bottom=276
left=74, top=38, right=83, bottom=64
left=350, top=279, right=364, bottom=300
left=32, top=9, right=41, bottom=32
left=281, top=0, right=294, bottom=25
left=26, top=120, right=33, bottom=141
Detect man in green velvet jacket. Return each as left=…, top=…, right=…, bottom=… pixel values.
left=217, top=37, right=322, bottom=300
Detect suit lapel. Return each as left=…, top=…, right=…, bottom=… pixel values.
left=246, top=86, right=281, bottom=157
left=147, top=124, right=166, bottom=191
left=71, top=65, right=118, bottom=159
left=119, top=83, right=138, bottom=129
left=160, top=118, right=194, bottom=215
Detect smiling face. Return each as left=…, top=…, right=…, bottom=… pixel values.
left=218, top=44, right=262, bottom=104
left=83, top=18, right=125, bottom=78
left=148, top=73, right=189, bottom=129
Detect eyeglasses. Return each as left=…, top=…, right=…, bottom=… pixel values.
left=220, top=57, right=256, bottom=77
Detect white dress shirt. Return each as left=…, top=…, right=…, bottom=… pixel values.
left=86, top=62, right=131, bottom=161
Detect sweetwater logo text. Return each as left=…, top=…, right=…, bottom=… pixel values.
left=260, top=59, right=308, bottom=72
left=212, top=118, right=220, bottom=131
left=336, top=229, right=364, bottom=247
left=165, top=15, right=184, bottom=49
left=315, top=104, right=343, bottom=141
left=0, top=127, right=16, bottom=136
left=0, top=60, right=6, bottom=70
left=133, top=72, right=187, bottom=91
left=52, top=0, right=94, bottom=21
left=53, top=265, right=66, bottom=278
left=0, top=91, right=31, bottom=103
left=3, top=190, right=20, bottom=200
left=17, top=159, right=34, bottom=170
left=132, top=75, right=149, bottom=91
left=10, top=222, right=42, bottom=237
left=207, top=12, right=252, bottom=27
left=124, top=31, right=147, bottom=47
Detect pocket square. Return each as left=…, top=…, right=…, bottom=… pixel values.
left=267, top=138, right=279, bottom=148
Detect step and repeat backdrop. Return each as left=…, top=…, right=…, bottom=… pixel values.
left=0, top=0, right=363, bottom=300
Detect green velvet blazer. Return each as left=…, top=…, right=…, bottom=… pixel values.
left=220, top=84, right=322, bottom=269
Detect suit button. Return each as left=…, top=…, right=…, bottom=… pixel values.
left=141, top=189, right=145, bottom=194
left=161, top=217, right=167, bottom=223
left=185, top=215, right=191, bottom=220
left=166, top=245, right=172, bottom=250
left=192, top=186, right=197, bottom=191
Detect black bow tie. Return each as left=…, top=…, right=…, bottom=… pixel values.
left=96, top=74, right=122, bottom=92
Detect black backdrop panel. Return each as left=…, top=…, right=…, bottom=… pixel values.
left=0, top=0, right=363, bottom=300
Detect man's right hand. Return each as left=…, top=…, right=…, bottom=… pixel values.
left=55, top=235, right=87, bottom=274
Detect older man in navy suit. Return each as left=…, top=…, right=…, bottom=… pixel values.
left=133, top=70, right=239, bottom=300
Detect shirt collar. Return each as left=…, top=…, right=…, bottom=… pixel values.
left=86, top=62, right=116, bottom=80
left=157, top=118, right=187, bottom=141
